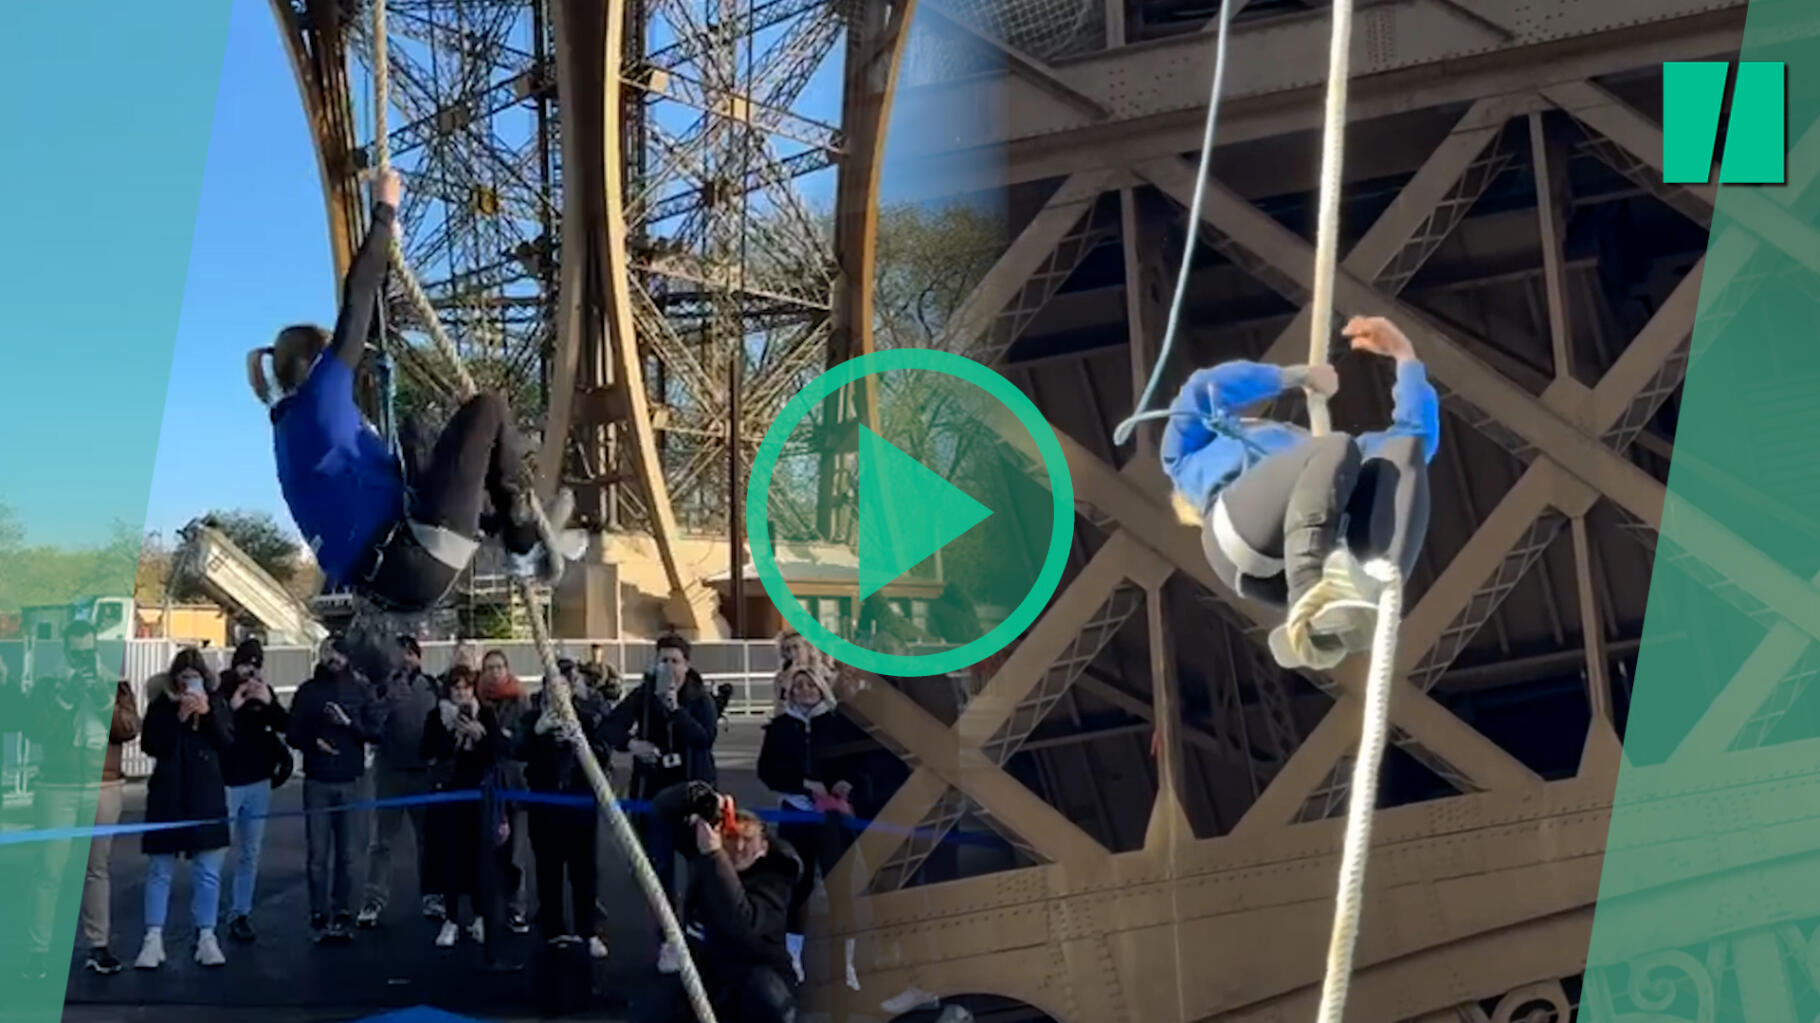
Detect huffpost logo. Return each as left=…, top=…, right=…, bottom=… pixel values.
left=1662, top=61, right=1787, bottom=185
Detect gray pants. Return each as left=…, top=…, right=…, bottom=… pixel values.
left=1203, top=433, right=1429, bottom=609
left=28, top=781, right=122, bottom=955
left=363, top=765, right=430, bottom=910
left=304, top=779, right=363, bottom=919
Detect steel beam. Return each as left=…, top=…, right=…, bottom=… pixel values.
left=820, top=734, right=1820, bottom=1022
left=888, top=2, right=1749, bottom=196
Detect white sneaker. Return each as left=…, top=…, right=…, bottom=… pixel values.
left=657, top=939, right=683, bottom=974
left=845, top=936, right=860, bottom=991
left=435, top=920, right=460, bottom=948
left=468, top=918, right=485, bottom=943
left=587, top=935, right=608, bottom=960
left=134, top=930, right=165, bottom=970
left=194, top=929, right=226, bottom=967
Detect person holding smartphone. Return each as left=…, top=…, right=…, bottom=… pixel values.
left=286, top=633, right=384, bottom=943
left=134, top=648, right=235, bottom=971
left=5, top=621, right=142, bottom=981
left=603, top=633, right=719, bottom=971
left=217, top=639, right=291, bottom=944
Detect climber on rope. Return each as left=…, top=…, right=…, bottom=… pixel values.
left=248, top=168, right=576, bottom=613
left=1160, top=315, right=1439, bottom=671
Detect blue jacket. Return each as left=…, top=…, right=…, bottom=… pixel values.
left=271, top=202, right=402, bottom=587
left=273, top=357, right=403, bottom=585
left=1160, top=360, right=1441, bottom=515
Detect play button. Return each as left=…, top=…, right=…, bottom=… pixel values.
left=857, top=422, right=993, bottom=602
left=746, top=348, right=1074, bottom=676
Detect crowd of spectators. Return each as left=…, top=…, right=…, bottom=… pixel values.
left=6, top=623, right=880, bottom=1022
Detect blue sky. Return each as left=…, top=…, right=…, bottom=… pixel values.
left=0, top=2, right=232, bottom=549
left=142, top=0, right=330, bottom=544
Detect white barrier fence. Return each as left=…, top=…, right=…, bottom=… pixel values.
left=1, top=637, right=784, bottom=790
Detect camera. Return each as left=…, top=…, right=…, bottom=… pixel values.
left=650, top=780, right=738, bottom=849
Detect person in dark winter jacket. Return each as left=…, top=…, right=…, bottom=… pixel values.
left=602, top=633, right=719, bottom=966
left=514, top=661, right=611, bottom=957
left=477, top=649, right=532, bottom=933
left=286, top=634, right=385, bottom=942
left=218, top=639, right=290, bottom=945
left=359, top=634, right=443, bottom=927
left=4, top=620, right=142, bottom=980
left=133, top=648, right=235, bottom=971
left=420, top=665, right=521, bottom=972
left=631, top=784, right=802, bottom=1023
left=756, top=665, right=866, bottom=985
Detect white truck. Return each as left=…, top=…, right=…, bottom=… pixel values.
left=177, top=520, right=328, bottom=648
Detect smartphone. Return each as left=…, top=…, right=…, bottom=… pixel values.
left=459, top=704, right=475, bottom=721
left=184, top=677, right=204, bottom=697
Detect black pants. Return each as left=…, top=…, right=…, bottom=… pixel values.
left=777, top=810, right=852, bottom=935
left=528, top=804, right=598, bottom=936
left=632, top=794, right=683, bottom=913
left=1202, top=433, right=1429, bottom=609
left=364, top=392, right=534, bottom=611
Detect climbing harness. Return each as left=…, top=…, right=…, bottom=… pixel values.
left=368, top=5, right=720, bottom=1021
left=1112, top=0, right=1394, bottom=1018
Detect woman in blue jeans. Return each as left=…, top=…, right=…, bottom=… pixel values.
left=134, top=648, right=235, bottom=970
left=217, top=639, right=292, bottom=944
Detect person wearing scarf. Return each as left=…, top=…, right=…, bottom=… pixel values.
left=476, top=649, right=532, bottom=934
left=756, top=664, right=866, bottom=987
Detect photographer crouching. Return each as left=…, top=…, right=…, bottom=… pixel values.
left=630, top=780, right=802, bottom=1023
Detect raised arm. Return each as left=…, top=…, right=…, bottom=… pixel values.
left=286, top=683, right=317, bottom=752
left=329, top=171, right=403, bottom=371
left=1160, top=361, right=1321, bottom=463
left=1345, top=316, right=1440, bottom=463
left=673, top=687, right=718, bottom=750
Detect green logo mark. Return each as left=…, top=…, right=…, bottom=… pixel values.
left=745, top=348, right=1075, bottom=677
left=1663, top=61, right=1786, bottom=185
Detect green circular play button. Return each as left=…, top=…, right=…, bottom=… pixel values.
left=745, top=348, right=1075, bottom=676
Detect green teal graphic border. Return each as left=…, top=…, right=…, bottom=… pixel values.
left=1585, top=0, right=1820, bottom=1019
left=0, top=3, right=230, bottom=1017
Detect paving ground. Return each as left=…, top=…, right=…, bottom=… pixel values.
left=46, top=721, right=772, bottom=1023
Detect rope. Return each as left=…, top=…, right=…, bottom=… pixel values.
left=368, top=5, right=718, bottom=1020
left=1313, top=560, right=1400, bottom=1023
left=1111, top=0, right=1234, bottom=447
left=1303, top=0, right=1356, bottom=438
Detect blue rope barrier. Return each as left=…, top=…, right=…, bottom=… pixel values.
left=0, top=786, right=1004, bottom=849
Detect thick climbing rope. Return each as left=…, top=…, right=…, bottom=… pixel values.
left=1301, top=0, right=1355, bottom=440
left=1108, top=0, right=1393, bottom=1017
left=369, top=5, right=720, bottom=1021
left=1314, top=560, right=1399, bottom=1023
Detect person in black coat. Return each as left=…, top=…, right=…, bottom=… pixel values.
left=420, top=665, right=521, bottom=972
left=756, top=665, right=866, bottom=984
left=514, top=661, right=611, bottom=956
left=132, top=647, right=235, bottom=972
left=602, top=634, right=719, bottom=960
left=631, top=783, right=802, bottom=1023
left=286, top=634, right=386, bottom=942
left=217, top=638, right=292, bottom=944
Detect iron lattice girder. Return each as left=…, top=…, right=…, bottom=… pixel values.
left=888, top=0, right=1751, bottom=195
left=869, top=582, right=1147, bottom=891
